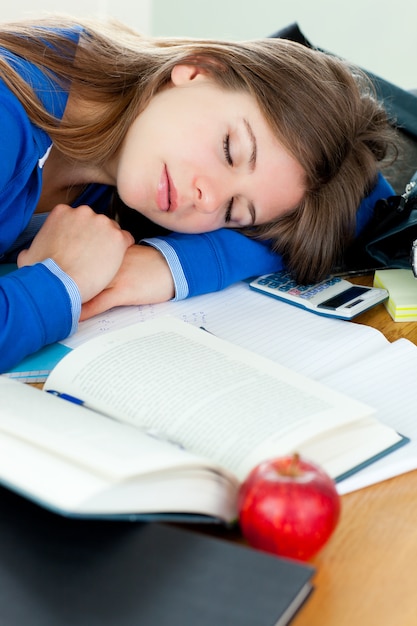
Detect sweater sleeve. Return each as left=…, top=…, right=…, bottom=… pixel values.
left=145, top=173, right=395, bottom=299
left=355, top=172, right=394, bottom=234
left=0, top=264, right=74, bottom=373
left=144, top=230, right=284, bottom=299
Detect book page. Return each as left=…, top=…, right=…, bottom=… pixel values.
left=45, top=317, right=378, bottom=480
left=0, top=376, right=238, bottom=518
left=0, top=376, right=214, bottom=481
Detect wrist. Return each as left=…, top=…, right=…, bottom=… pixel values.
left=141, top=239, right=188, bottom=300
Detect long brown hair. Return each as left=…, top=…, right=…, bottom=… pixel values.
left=0, top=16, right=397, bottom=282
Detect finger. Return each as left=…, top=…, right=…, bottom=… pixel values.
left=17, top=249, right=28, bottom=267
left=80, top=289, right=118, bottom=321
left=121, top=229, right=135, bottom=247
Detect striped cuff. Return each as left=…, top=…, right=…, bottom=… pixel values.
left=41, top=259, right=81, bottom=335
left=141, top=238, right=189, bottom=301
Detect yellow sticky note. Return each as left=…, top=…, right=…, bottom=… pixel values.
left=374, top=269, right=417, bottom=322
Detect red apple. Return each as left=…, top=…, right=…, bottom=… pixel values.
left=237, top=454, right=341, bottom=561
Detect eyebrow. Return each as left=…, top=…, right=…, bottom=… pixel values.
left=243, top=118, right=257, bottom=225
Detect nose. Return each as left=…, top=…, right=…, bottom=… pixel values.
left=193, top=175, right=225, bottom=215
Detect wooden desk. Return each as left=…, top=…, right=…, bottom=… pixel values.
left=199, top=282, right=417, bottom=626
left=291, top=280, right=417, bottom=626
left=291, top=470, right=417, bottom=626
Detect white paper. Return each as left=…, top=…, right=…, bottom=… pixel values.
left=58, top=282, right=417, bottom=492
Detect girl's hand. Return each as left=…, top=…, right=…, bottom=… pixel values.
left=80, top=244, right=175, bottom=320
left=17, top=203, right=134, bottom=302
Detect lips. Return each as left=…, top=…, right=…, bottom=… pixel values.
left=157, top=166, right=177, bottom=212
left=157, top=166, right=169, bottom=211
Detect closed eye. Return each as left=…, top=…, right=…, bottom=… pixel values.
left=223, top=134, right=233, bottom=166
left=223, top=135, right=233, bottom=222
left=225, top=198, right=233, bottom=223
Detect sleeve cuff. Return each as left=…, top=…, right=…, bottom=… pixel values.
left=41, top=259, right=81, bottom=334
left=141, top=238, right=189, bottom=301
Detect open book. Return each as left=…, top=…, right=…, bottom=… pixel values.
left=0, top=316, right=405, bottom=523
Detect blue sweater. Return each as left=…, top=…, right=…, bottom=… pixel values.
left=0, top=30, right=394, bottom=372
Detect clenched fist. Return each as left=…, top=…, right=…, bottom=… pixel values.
left=18, top=203, right=134, bottom=302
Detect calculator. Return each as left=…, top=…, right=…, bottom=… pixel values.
left=249, top=271, right=388, bottom=320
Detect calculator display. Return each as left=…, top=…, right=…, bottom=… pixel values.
left=317, top=286, right=369, bottom=310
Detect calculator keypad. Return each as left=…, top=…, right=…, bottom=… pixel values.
left=255, top=272, right=342, bottom=300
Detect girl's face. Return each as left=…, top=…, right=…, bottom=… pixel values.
left=113, top=64, right=305, bottom=234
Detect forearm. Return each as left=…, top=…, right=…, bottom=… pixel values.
left=124, top=244, right=175, bottom=303
left=0, top=264, right=73, bottom=373
left=80, top=244, right=175, bottom=320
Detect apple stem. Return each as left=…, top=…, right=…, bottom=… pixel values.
left=288, top=453, right=301, bottom=477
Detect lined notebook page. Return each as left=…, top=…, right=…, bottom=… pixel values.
left=322, top=338, right=417, bottom=493
left=64, top=283, right=388, bottom=380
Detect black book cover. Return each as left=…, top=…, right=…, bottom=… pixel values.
left=0, top=486, right=314, bottom=625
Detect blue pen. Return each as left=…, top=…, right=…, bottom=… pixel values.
left=47, top=390, right=86, bottom=405
left=47, top=390, right=112, bottom=419
left=47, top=390, right=113, bottom=420
left=46, top=390, right=186, bottom=450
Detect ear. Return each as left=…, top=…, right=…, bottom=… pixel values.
left=170, top=63, right=210, bottom=87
